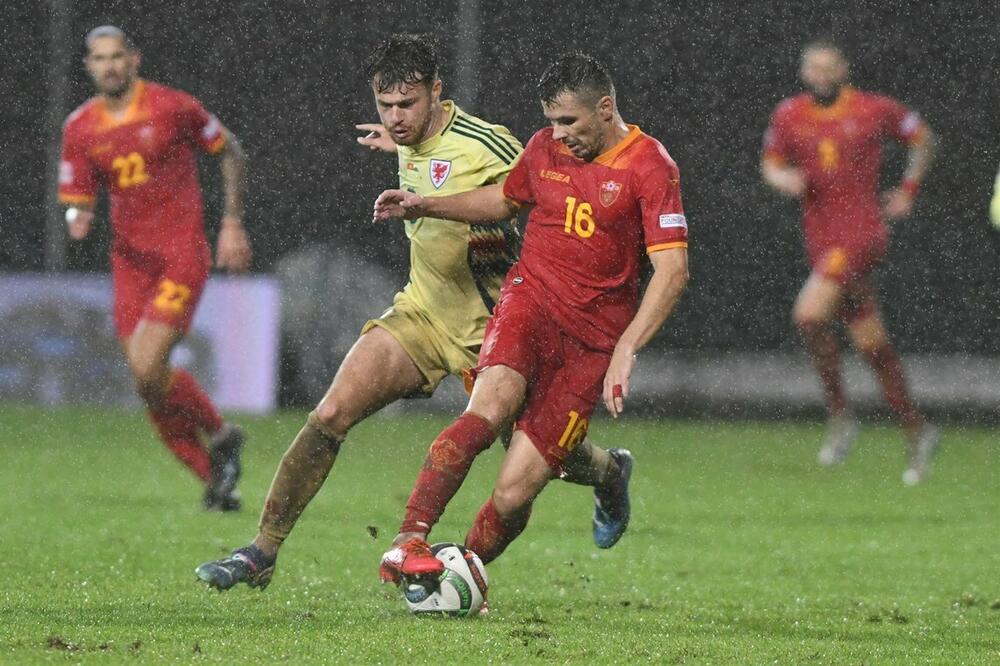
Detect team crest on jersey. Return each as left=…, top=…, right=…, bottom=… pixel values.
left=139, top=124, right=155, bottom=144
left=599, top=180, right=622, bottom=207
left=430, top=159, right=452, bottom=189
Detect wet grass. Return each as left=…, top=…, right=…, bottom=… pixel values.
left=2, top=405, right=999, bottom=663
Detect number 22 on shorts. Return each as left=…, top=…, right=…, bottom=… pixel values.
left=153, top=279, right=192, bottom=316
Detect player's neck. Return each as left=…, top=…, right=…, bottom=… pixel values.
left=101, top=79, right=140, bottom=115
left=596, top=117, right=631, bottom=156
left=810, top=84, right=845, bottom=108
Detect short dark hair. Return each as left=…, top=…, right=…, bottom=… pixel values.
left=801, top=38, right=848, bottom=61
left=364, top=34, right=439, bottom=93
left=85, top=25, right=137, bottom=52
left=537, top=52, right=615, bottom=106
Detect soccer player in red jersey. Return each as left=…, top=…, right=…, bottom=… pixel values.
left=374, top=52, right=689, bottom=582
left=761, top=40, right=938, bottom=484
left=58, top=26, right=252, bottom=509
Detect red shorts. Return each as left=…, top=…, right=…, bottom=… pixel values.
left=808, top=235, right=887, bottom=324
left=478, top=278, right=610, bottom=471
left=110, top=242, right=210, bottom=337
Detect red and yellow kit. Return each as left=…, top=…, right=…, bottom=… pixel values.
left=763, top=87, right=924, bottom=281
left=59, top=80, right=226, bottom=335
left=482, top=125, right=687, bottom=468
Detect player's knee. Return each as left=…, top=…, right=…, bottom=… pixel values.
left=491, top=483, right=531, bottom=520
left=129, top=361, right=167, bottom=407
left=792, top=308, right=824, bottom=331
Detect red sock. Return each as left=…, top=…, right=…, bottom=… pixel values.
left=399, top=413, right=496, bottom=535
left=799, top=321, right=848, bottom=415
left=166, top=369, right=223, bottom=434
left=859, top=343, right=922, bottom=430
left=148, top=408, right=212, bottom=482
left=465, top=497, right=530, bottom=565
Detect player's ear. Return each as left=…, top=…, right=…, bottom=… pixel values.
left=430, top=79, right=443, bottom=103
left=596, top=95, right=614, bottom=121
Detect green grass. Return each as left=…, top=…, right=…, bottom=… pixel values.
left=2, top=405, right=999, bottom=663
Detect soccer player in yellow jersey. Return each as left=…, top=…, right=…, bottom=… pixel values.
left=195, top=34, right=632, bottom=590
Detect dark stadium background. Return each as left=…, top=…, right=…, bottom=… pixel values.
left=2, top=0, right=998, bottom=360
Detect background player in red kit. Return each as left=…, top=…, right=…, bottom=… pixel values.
left=374, top=52, right=689, bottom=582
left=58, top=26, right=252, bottom=509
left=761, top=40, right=938, bottom=484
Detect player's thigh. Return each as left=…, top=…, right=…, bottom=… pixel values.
left=316, top=326, right=428, bottom=430
left=125, top=319, right=184, bottom=384
left=465, top=364, right=528, bottom=430
left=140, top=245, right=211, bottom=335
left=491, top=429, right=555, bottom=516
left=793, top=270, right=845, bottom=325
left=514, top=339, right=608, bottom=472
left=111, top=251, right=158, bottom=339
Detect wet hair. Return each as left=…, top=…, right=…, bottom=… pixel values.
left=364, top=34, right=439, bottom=93
left=85, top=25, right=137, bottom=52
left=801, top=38, right=848, bottom=62
left=537, top=52, right=615, bottom=106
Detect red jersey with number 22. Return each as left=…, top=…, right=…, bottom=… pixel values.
left=59, top=80, right=226, bottom=256
left=502, top=125, right=687, bottom=353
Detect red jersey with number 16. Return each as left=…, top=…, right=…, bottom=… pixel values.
left=502, top=125, right=687, bottom=353
left=59, top=79, right=226, bottom=255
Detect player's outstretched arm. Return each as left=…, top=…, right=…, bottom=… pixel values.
left=215, top=129, right=252, bottom=272
left=355, top=123, right=397, bottom=153
left=603, top=248, right=689, bottom=418
left=373, top=183, right=518, bottom=224
left=883, top=125, right=936, bottom=220
left=761, top=159, right=807, bottom=199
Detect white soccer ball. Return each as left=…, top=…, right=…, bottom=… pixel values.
left=402, top=543, right=488, bottom=617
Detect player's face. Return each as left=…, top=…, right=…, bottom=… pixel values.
left=85, top=36, right=139, bottom=98
left=799, top=48, right=848, bottom=99
left=372, top=78, right=442, bottom=146
left=542, top=92, right=613, bottom=162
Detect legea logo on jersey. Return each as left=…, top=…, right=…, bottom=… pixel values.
left=430, top=159, right=452, bottom=189
left=599, top=180, right=622, bottom=206
left=659, top=214, right=687, bottom=229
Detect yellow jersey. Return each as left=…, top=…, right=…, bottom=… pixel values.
left=395, top=100, right=522, bottom=347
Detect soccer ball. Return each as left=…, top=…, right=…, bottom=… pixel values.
left=402, top=543, right=488, bottom=617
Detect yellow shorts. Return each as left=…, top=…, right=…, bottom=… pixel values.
left=361, top=291, right=480, bottom=397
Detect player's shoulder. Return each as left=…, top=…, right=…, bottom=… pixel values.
left=852, top=88, right=904, bottom=112
left=772, top=93, right=811, bottom=120
left=445, top=105, right=522, bottom=164
left=630, top=132, right=679, bottom=178
left=142, top=80, right=205, bottom=112
left=63, top=97, right=101, bottom=134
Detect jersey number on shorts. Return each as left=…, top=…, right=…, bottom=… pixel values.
left=153, top=279, right=192, bottom=316
left=557, top=410, right=589, bottom=452
left=111, top=152, right=150, bottom=188
left=564, top=197, right=596, bottom=238
left=817, top=138, right=839, bottom=172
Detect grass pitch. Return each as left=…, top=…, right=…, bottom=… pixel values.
left=2, top=405, right=999, bottom=663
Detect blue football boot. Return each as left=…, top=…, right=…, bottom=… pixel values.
left=592, top=448, right=633, bottom=549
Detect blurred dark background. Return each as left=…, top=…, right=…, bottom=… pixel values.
left=2, top=0, right=998, bottom=356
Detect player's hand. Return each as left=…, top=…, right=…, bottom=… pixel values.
left=216, top=214, right=252, bottom=272
left=356, top=123, right=397, bottom=153
left=374, top=189, right=426, bottom=222
left=773, top=168, right=807, bottom=198
left=65, top=208, right=95, bottom=240
left=603, top=346, right=637, bottom=418
left=881, top=187, right=915, bottom=220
